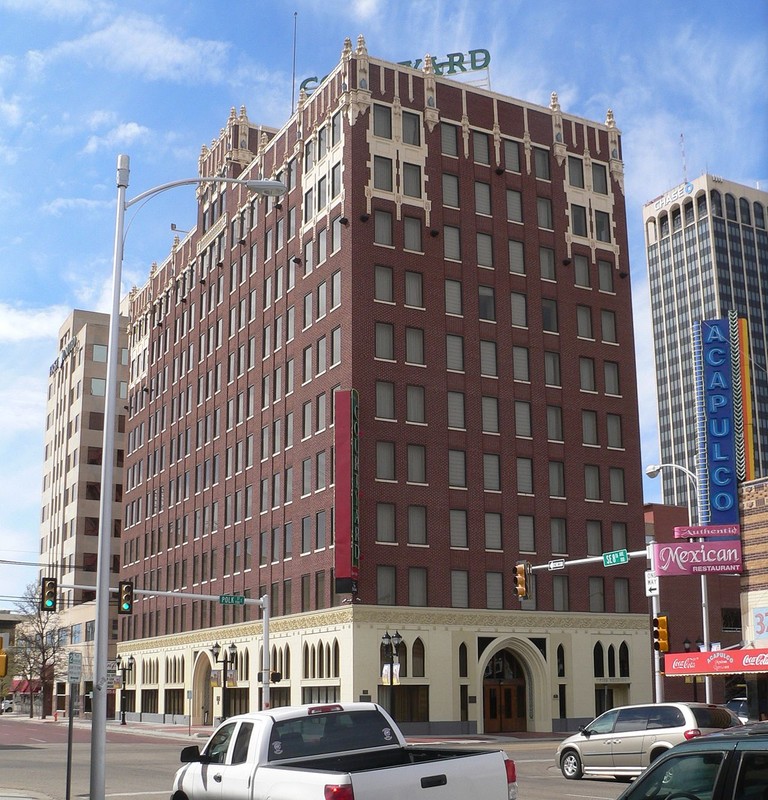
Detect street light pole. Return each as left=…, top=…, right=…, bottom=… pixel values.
left=381, top=631, right=402, bottom=720
left=646, top=462, right=712, bottom=703
left=90, top=155, right=286, bottom=800
left=212, top=643, right=237, bottom=722
left=116, top=655, right=134, bottom=725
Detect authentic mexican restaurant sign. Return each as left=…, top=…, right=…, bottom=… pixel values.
left=651, top=540, right=742, bottom=576
left=674, top=523, right=741, bottom=539
left=665, top=648, right=768, bottom=676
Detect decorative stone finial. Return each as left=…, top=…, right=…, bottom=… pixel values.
left=550, top=92, right=560, bottom=112
left=605, top=109, right=616, bottom=128
left=423, top=54, right=434, bottom=74
left=356, top=34, right=367, bottom=55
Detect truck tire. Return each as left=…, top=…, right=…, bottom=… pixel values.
left=560, top=749, right=583, bottom=780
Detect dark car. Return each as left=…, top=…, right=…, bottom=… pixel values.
left=615, top=721, right=768, bottom=800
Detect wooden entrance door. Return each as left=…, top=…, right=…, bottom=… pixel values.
left=483, top=651, right=527, bottom=732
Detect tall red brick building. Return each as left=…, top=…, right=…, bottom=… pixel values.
left=118, top=37, right=648, bottom=733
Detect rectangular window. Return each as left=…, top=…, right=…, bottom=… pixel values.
left=609, top=467, right=626, bottom=502
left=510, top=292, right=527, bottom=327
left=607, top=413, right=623, bottom=448
left=517, top=457, right=533, bottom=493
left=589, top=577, right=605, bottom=612
left=408, top=505, right=427, bottom=544
left=448, top=450, right=466, bottom=488
left=444, top=225, right=461, bottom=260
left=407, top=444, right=426, bottom=483
left=509, top=240, right=525, bottom=274
left=451, top=570, right=469, bottom=608
left=373, top=104, right=392, bottom=138
left=483, top=453, right=500, bottom=491
left=475, top=181, right=491, bottom=215
left=476, top=232, right=493, bottom=267
left=612, top=522, right=628, bottom=550
left=585, top=465, right=601, bottom=500
left=406, top=385, right=425, bottom=423
left=537, top=197, right=553, bottom=229
left=482, top=395, right=499, bottom=433
left=513, top=346, right=530, bottom=381
left=485, top=512, right=502, bottom=550
left=577, top=305, right=593, bottom=338
left=582, top=409, right=599, bottom=445
left=571, top=204, right=588, bottom=236
left=446, top=334, right=464, bottom=371
left=534, top=147, right=550, bottom=179
left=377, top=503, right=395, bottom=542
left=403, top=163, right=421, bottom=197
left=542, top=298, right=558, bottom=332
left=404, top=217, right=422, bottom=252
left=592, top=163, right=608, bottom=194
left=450, top=509, right=468, bottom=547
left=614, top=578, right=629, bottom=613
left=377, top=565, right=396, bottom=605
left=553, top=576, right=569, bottom=611
left=441, top=122, right=458, bottom=156
left=405, top=327, right=424, bottom=365
left=404, top=271, right=423, bottom=307
left=478, top=285, right=495, bottom=321
left=473, top=130, right=489, bottom=164
left=551, top=517, right=567, bottom=552
left=486, top=572, right=503, bottom=609
left=595, top=210, right=611, bottom=242
left=601, top=309, right=617, bottom=343
left=374, top=210, right=393, bottom=245
left=375, top=265, right=393, bottom=302
left=375, top=323, right=394, bottom=360
left=587, top=520, right=602, bottom=555
left=402, top=110, right=421, bottom=145
left=580, top=357, right=596, bottom=391
left=409, top=567, right=427, bottom=606
left=598, top=259, right=614, bottom=292
left=374, top=155, right=393, bottom=191
left=447, top=391, right=465, bottom=429
left=515, top=400, right=531, bottom=437
left=549, top=461, right=565, bottom=497
left=574, top=254, right=590, bottom=287
left=605, top=361, right=621, bottom=395
left=376, top=441, right=395, bottom=481
left=546, top=405, right=563, bottom=441
left=445, top=279, right=462, bottom=315
left=443, top=174, right=459, bottom=207
left=519, top=515, right=535, bottom=552
left=568, top=156, right=584, bottom=188
left=504, top=139, right=520, bottom=172
left=544, top=350, right=560, bottom=386
left=506, top=190, right=523, bottom=223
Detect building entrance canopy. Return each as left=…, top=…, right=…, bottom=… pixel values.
left=665, top=648, right=768, bottom=676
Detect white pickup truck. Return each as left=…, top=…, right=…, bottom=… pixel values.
left=170, top=701, right=518, bottom=800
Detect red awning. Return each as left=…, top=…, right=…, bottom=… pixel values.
left=665, top=648, right=768, bottom=676
left=9, top=679, right=41, bottom=693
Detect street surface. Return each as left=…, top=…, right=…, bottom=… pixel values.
left=0, top=716, right=629, bottom=800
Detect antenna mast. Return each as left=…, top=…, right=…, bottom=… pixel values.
left=680, top=132, right=688, bottom=183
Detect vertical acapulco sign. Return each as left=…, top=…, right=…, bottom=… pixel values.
left=334, top=390, right=360, bottom=595
left=652, top=317, right=748, bottom=577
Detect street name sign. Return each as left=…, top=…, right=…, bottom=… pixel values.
left=603, top=549, right=629, bottom=567
left=219, top=594, right=245, bottom=605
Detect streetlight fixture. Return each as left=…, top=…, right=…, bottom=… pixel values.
left=646, top=462, right=712, bottom=703
left=89, top=155, right=286, bottom=800
left=211, top=642, right=238, bottom=721
left=116, top=655, right=135, bottom=725
left=381, top=631, right=402, bottom=720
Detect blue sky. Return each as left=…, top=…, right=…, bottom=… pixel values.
left=1, top=0, right=766, bottom=605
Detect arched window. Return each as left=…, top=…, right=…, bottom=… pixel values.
left=317, top=640, right=325, bottom=678
left=725, top=193, right=737, bottom=220
left=683, top=200, right=694, bottom=226
left=593, top=642, right=605, bottom=677
left=557, top=644, right=565, bottom=677
left=399, top=642, right=408, bottom=677
left=332, top=640, right=340, bottom=677
left=412, top=638, right=425, bottom=677
left=659, top=213, right=669, bottom=237
left=243, top=649, right=249, bottom=680
left=458, top=643, right=468, bottom=678
left=608, top=644, right=616, bottom=677
left=697, top=192, right=708, bottom=217
left=710, top=190, right=722, bottom=217
left=671, top=207, right=681, bottom=232
left=740, top=198, right=751, bottom=225
left=303, top=644, right=310, bottom=679
left=646, top=218, right=657, bottom=244
left=753, top=202, right=765, bottom=229
left=619, top=642, right=630, bottom=677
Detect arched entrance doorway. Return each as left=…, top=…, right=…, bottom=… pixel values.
left=191, top=652, right=214, bottom=726
left=483, top=649, right=527, bottom=733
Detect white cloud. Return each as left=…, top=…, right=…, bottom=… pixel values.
left=0, top=0, right=110, bottom=19
left=40, top=197, right=112, bottom=216
left=43, top=14, right=232, bottom=83
left=82, top=120, right=151, bottom=154
left=0, top=303, right=70, bottom=343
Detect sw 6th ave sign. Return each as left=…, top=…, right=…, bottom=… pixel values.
left=651, top=540, right=742, bottom=576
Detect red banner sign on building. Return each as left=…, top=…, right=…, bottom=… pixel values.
left=665, top=649, right=768, bottom=675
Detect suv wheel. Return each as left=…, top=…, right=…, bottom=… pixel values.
left=560, top=749, right=583, bottom=780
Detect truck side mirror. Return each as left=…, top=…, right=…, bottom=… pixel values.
left=180, top=745, right=203, bottom=763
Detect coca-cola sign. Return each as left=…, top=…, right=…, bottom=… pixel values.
left=665, top=648, right=768, bottom=675
left=651, top=541, right=742, bottom=576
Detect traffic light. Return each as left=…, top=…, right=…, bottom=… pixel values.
left=653, top=614, right=670, bottom=653
left=0, top=650, right=7, bottom=678
left=41, top=576, right=58, bottom=612
left=514, top=561, right=530, bottom=599
left=118, top=581, right=134, bottom=615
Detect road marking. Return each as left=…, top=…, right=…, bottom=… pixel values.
left=30, top=738, right=46, bottom=743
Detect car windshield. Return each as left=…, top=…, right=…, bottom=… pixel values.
left=626, top=751, right=725, bottom=800
left=692, top=706, right=740, bottom=729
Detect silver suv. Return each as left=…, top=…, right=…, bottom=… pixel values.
left=556, top=702, right=741, bottom=781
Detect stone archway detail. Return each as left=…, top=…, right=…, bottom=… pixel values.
left=191, top=650, right=214, bottom=726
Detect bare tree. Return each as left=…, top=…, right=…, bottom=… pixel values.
left=14, top=582, right=67, bottom=719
